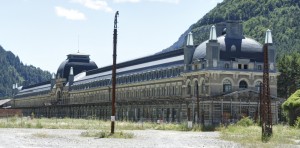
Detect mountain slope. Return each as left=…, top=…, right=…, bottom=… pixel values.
left=160, top=0, right=300, bottom=56
left=0, top=45, right=51, bottom=98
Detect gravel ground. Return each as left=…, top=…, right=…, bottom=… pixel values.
left=0, top=128, right=239, bottom=148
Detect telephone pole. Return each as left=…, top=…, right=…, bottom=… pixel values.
left=111, top=11, right=119, bottom=134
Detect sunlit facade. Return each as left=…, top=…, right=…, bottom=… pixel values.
left=11, top=21, right=279, bottom=125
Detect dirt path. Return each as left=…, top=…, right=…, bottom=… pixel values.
left=0, top=128, right=239, bottom=148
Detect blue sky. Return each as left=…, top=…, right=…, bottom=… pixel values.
left=0, top=0, right=223, bottom=73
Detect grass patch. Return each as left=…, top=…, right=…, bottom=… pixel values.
left=220, top=124, right=300, bottom=147
left=0, top=117, right=220, bottom=132
left=32, top=132, right=57, bottom=138
left=81, top=130, right=134, bottom=139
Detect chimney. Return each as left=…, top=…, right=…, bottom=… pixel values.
left=51, top=73, right=56, bottom=89
left=68, top=67, right=74, bottom=88
left=209, top=25, right=217, bottom=41
left=265, top=29, right=276, bottom=71
left=184, top=32, right=196, bottom=71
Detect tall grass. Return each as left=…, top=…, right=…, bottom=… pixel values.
left=2, top=116, right=300, bottom=146
left=80, top=130, right=134, bottom=139
left=220, top=124, right=300, bottom=147
left=0, top=117, right=209, bottom=131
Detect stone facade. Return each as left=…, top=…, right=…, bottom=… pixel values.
left=10, top=21, right=279, bottom=125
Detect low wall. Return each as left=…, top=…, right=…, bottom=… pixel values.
left=0, top=109, right=22, bottom=117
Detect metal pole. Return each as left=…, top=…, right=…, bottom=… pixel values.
left=196, top=84, right=200, bottom=124
left=261, top=44, right=272, bottom=140
left=111, top=11, right=119, bottom=134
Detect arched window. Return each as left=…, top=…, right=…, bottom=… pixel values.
left=194, top=81, right=199, bottom=96
left=201, top=80, right=206, bottom=94
left=158, top=88, right=161, bottom=96
left=255, top=81, right=262, bottom=92
left=187, top=82, right=191, bottom=95
left=223, top=79, right=232, bottom=93
left=239, top=80, right=248, bottom=89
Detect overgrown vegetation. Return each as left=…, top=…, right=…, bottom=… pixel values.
left=0, top=117, right=213, bottom=132
left=220, top=117, right=300, bottom=147
left=236, top=116, right=254, bottom=127
left=1, top=116, right=300, bottom=146
left=282, top=90, right=300, bottom=125
left=80, top=130, right=134, bottom=139
left=32, top=132, right=59, bottom=138
left=295, top=117, right=300, bottom=128
left=221, top=124, right=300, bottom=147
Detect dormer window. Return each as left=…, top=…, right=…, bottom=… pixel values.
left=195, top=64, right=198, bottom=70
left=238, top=64, right=242, bottom=69
left=231, top=45, right=236, bottom=52
left=258, top=65, right=262, bottom=70
left=225, top=63, right=229, bottom=69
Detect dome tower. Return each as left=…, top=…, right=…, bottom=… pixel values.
left=56, top=52, right=98, bottom=81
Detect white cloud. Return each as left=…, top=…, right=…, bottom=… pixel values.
left=148, top=0, right=180, bottom=4
left=113, top=0, right=141, bottom=3
left=55, top=6, right=86, bottom=20
left=71, top=0, right=113, bottom=13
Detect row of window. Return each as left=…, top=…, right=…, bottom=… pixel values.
left=15, top=90, right=50, bottom=99
left=222, top=80, right=262, bottom=93
left=72, top=67, right=184, bottom=91
left=186, top=79, right=262, bottom=95
left=116, top=67, right=183, bottom=84
left=186, top=80, right=206, bottom=96
left=189, top=63, right=263, bottom=71
left=70, top=85, right=183, bottom=104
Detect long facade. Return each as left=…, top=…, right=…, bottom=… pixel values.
left=10, top=21, right=279, bottom=125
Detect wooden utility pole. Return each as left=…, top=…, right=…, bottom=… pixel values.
left=111, top=11, right=119, bottom=134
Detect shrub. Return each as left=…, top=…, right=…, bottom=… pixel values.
left=10, top=115, right=18, bottom=123
left=295, top=117, right=300, bottom=128
left=80, top=130, right=134, bottom=139
left=26, top=123, right=32, bottom=128
left=201, top=125, right=216, bottom=131
left=236, top=116, right=254, bottom=127
left=36, top=121, right=43, bottom=128
left=282, top=90, right=300, bottom=125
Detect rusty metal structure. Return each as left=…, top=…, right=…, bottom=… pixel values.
left=261, top=44, right=272, bottom=139
left=111, top=11, right=119, bottom=134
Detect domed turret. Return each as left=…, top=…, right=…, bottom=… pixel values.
left=193, top=21, right=264, bottom=62
left=56, top=52, right=98, bottom=80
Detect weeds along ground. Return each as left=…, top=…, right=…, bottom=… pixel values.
left=1, top=116, right=300, bottom=146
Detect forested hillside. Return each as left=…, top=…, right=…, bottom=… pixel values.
left=161, top=0, right=300, bottom=56
left=160, top=0, right=300, bottom=98
left=0, top=46, right=51, bottom=98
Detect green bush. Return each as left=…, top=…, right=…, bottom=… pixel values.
left=26, top=123, right=32, bottom=128
left=236, top=117, right=254, bottom=127
left=201, top=125, right=216, bottom=131
left=10, top=116, right=18, bottom=123
left=282, top=90, right=300, bottom=125
left=36, top=121, right=43, bottom=128
left=80, top=130, right=134, bottom=139
left=295, top=117, right=300, bottom=128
